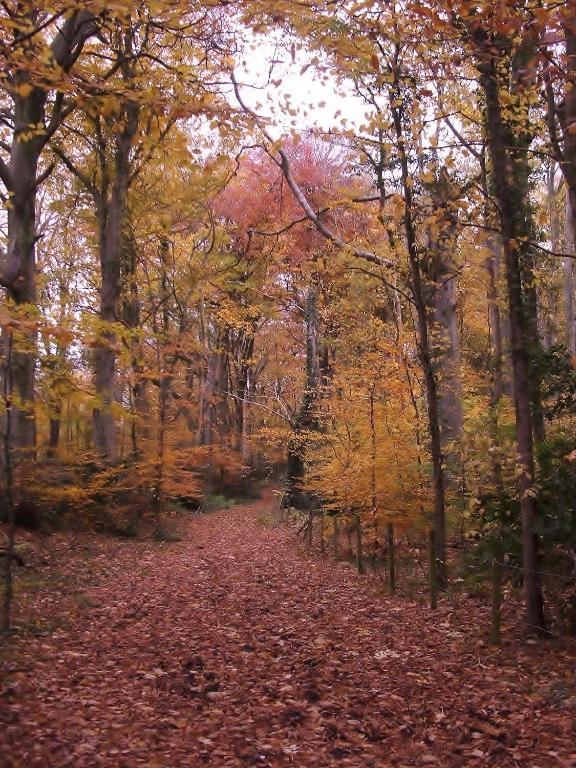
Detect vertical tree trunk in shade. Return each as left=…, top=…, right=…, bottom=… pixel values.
left=200, top=343, right=229, bottom=447
left=542, top=163, right=561, bottom=351
left=0, top=12, right=97, bottom=459
left=333, top=516, right=340, bottom=558
left=423, top=173, right=463, bottom=457
left=241, top=368, right=252, bottom=463
left=3, top=139, right=39, bottom=457
left=93, top=98, right=140, bottom=462
left=355, top=513, right=365, bottom=575
left=369, top=383, right=378, bottom=568
left=1, top=333, right=16, bottom=632
left=198, top=324, right=230, bottom=493
left=479, top=53, right=545, bottom=633
left=521, top=240, right=546, bottom=445
left=120, top=235, right=150, bottom=456
left=286, top=284, right=321, bottom=508
left=485, top=235, right=506, bottom=497
left=565, top=192, right=576, bottom=354
left=479, top=152, right=507, bottom=496
left=153, top=239, right=170, bottom=529
left=229, top=325, right=261, bottom=462
left=546, top=21, right=576, bottom=353
left=387, top=522, right=396, bottom=592
left=431, top=272, right=463, bottom=447
left=390, top=83, right=448, bottom=589
left=562, top=17, right=576, bottom=352
left=46, top=415, right=62, bottom=460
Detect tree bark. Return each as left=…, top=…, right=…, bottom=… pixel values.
left=565, top=191, right=576, bottom=353
left=93, top=99, right=140, bottom=462
left=479, top=51, right=545, bottom=633
left=390, top=86, right=448, bottom=589
left=286, top=284, right=321, bottom=508
left=0, top=11, right=97, bottom=457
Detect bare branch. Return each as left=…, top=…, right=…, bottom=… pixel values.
left=231, top=71, right=394, bottom=271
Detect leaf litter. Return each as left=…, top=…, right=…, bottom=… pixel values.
left=1, top=493, right=576, bottom=767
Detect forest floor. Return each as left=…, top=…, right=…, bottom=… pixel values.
left=1, top=491, right=576, bottom=768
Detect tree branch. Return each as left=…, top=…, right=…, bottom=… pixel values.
left=50, top=144, right=100, bottom=202
left=231, top=71, right=394, bottom=271
left=0, top=155, right=13, bottom=190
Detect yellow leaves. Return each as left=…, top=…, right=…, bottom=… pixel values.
left=421, top=171, right=435, bottom=184
left=99, top=99, right=118, bottom=119
left=15, top=83, right=33, bottom=98
left=498, top=89, right=515, bottom=106
left=522, top=487, right=538, bottom=500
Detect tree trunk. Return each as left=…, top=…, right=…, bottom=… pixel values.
left=153, top=240, right=170, bottom=530
left=542, top=163, right=561, bottom=351
left=1, top=333, right=16, bottom=633
left=333, top=516, right=340, bottom=558
left=0, top=11, right=97, bottom=458
left=423, top=173, right=463, bottom=456
left=46, top=415, right=61, bottom=459
left=565, top=191, right=576, bottom=354
left=479, top=53, right=545, bottom=633
left=387, top=522, right=396, bottom=592
left=3, top=122, right=42, bottom=457
left=486, top=236, right=506, bottom=497
left=355, top=513, right=365, bottom=575
left=286, top=284, right=322, bottom=508
left=241, top=368, right=252, bottom=463
left=121, top=234, right=150, bottom=456
left=390, top=93, right=448, bottom=588
left=548, top=23, right=576, bottom=348
left=93, top=99, right=140, bottom=462
left=432, top=270, right=463, bottom=447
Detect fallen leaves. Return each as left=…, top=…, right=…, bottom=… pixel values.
left=1, top=491, right=576, bottom=766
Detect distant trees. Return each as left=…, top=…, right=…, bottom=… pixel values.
left=2, top=0, right=576, bottom=636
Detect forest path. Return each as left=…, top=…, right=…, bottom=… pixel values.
left=1, top=492, right=575, bottom=768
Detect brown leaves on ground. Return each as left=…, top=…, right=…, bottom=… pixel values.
left=1, top=493, right=576, bottom=767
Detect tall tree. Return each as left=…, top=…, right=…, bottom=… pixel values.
left=0, top=6, right=99, bottom=454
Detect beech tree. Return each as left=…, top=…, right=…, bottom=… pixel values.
left=3, top=0, right=576, bottom=639
left=0, top=6, right=101, bottom=455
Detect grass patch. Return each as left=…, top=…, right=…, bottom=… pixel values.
left=72, top=592, right=100, bottom=609
left=153, top=526, right=182, bottom=543
left=202, top=494, right=236, bottom=512
left=168, top=499, right=200, bottom=515
left=256, top=510, right=275, bottom=526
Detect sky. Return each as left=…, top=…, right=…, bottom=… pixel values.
left=235, top=31, right=366, bottom=139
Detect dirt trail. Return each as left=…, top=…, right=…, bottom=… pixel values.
left=1, top=493, right=575, bottom=767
